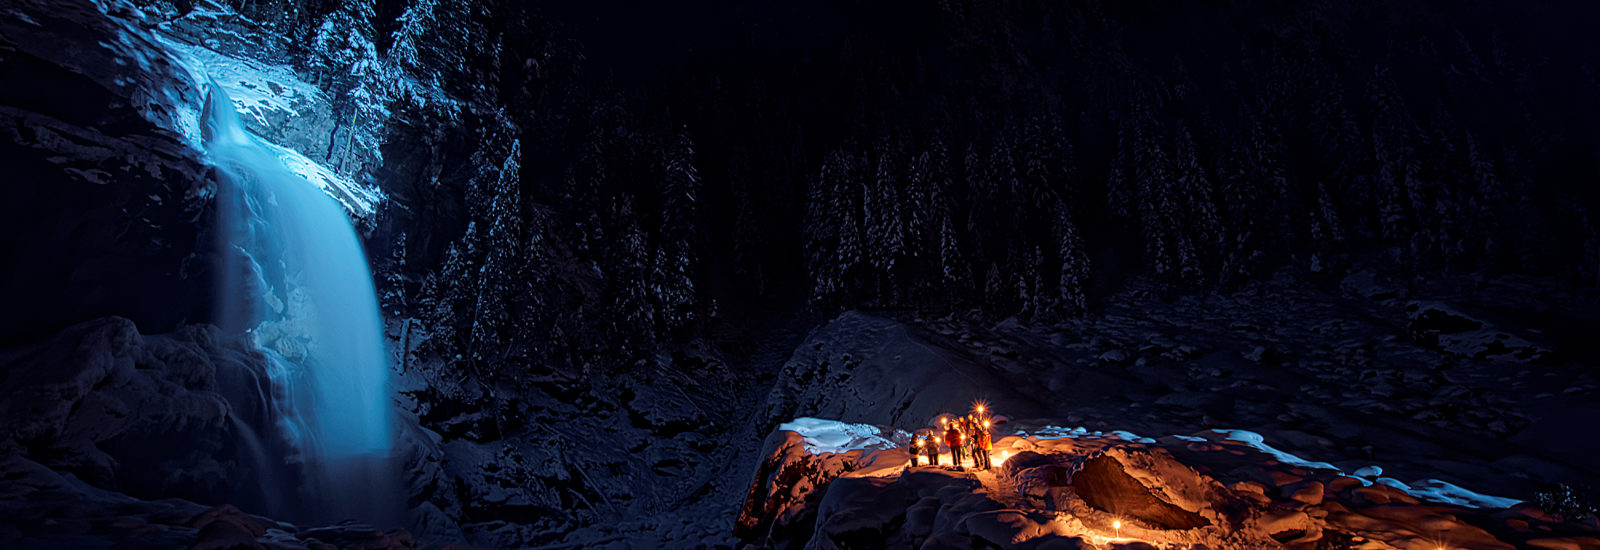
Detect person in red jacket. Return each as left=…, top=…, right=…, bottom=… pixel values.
left=945, top=423, right=965, bottom=469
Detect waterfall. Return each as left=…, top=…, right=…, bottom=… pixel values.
left=204, top=86, right=397, bottom=524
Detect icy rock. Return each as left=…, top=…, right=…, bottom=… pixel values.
left=1405, top=301, right=1551, bottom=362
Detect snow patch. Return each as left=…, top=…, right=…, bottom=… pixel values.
left=1385, top=478, right=1522, bottom=509
left=1208, top=430, right=1520, bottom=509
left=157, top=34, right=322, bottom=133
left=1211, top=429, right=1340, bottom=471
left=777, top=418, right=905, bottom=455
left=152, top=33, right=381, bottom=216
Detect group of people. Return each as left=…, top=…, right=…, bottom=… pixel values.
left=909, top=403, right=995, bottom=471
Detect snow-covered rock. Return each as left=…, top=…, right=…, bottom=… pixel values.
left=1406, top=300, right=1552, bottom=363
left=761, top=311, right=1049, bottom=431
left=739, top=417, right=1599, bottom=550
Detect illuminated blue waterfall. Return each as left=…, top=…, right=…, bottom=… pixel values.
left=204, top=86, right=396, bottom=523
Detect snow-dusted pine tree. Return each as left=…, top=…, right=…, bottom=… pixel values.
left=656, top=127, right=701, bottom=330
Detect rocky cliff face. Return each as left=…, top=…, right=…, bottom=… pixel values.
left=0, top=0, right=220, bottom=345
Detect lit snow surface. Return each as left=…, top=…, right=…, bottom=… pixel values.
left=1211, top=428, right=1340, bottom=471
left=779, top=419, right=1522, bottom=509
left=155, top=33, right=382, bottom=216
left=778, top=418, right=905, bottom=454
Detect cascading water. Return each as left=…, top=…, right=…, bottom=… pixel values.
left=203, top=85, right=397, bottom=524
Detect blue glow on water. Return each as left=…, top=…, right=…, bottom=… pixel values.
left=205, top=86, right=394, bottom=521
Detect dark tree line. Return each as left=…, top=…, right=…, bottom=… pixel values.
left=784, top=0, right=1600, bottom=319
left=194, top=0, right=1600, bottom=382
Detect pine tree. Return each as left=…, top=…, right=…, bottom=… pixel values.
left=389, top=0, right=440, bottom=71
left=613, top=196, right=657, bottom=345
left=1368, top=63, right=1423, bottom=249
left=1173, top=126, right=1222, bottom=253
left=929, top=138, right=967, bottom=297
left=805, top=149, right=850, bottom=306
left=466, top=140, right=524, bottom=376
left=1018, top=246, right=1046, bottom=320
left=657, top=127, right=700, bottom=330
left=1054, top=205, right=1091, bottom=317
left=1217, top=128, right=1262, bottom=287
left=1464, top=132, right=1506, bottom=262
left=1246, top=111, right=1294, bottom=252
left=867, top=152, right=906, bottom=272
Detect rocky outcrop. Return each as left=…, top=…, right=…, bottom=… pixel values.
left=0, top=0, right=220, bottom=345
left=736, top=431, right=863, bottom=549
left=760, top=311, right=1049, bottom=433
left=0, top=317, right=454, bottom=549
left=1068, top=455, right=1209, bottom=530
left=1405, top=300, right=1553, bottom=363
left=0, top=317, right=302, bottom=507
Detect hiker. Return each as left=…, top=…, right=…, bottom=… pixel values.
left=910, top=435, right=923, bottom=467
left=945, top=423, right=964, bottom=469
left=976, top=419, right=993, bottom=470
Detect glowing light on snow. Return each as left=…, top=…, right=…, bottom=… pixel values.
left=1112, top=519, right=1122, bottom=538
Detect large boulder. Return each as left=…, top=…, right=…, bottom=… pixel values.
left=761, top=311, right=1049, bottom=432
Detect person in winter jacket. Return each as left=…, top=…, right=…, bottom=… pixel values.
left=945, top=423, right=964, bottom=469
left=975, top=419, right=993, bottom=470
left=910, top=435, right=923, bottom=467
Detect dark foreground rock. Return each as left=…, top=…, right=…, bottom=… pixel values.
left=0, top=317, right=451, bottom=549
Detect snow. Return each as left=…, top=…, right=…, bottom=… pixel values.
left=152, top=33, right=381, bottom=216
left=1203, top=430, right=1521, bottom=508
left=781, top=417, right=1524, bottom=513
left=264, top=139, right=383, bottom=216
left=1211, top=429, right=1341, bottom=471
left=1386, top=478, right=1523, bottom=509
left=777, top=417, right=904, bottom=455
left=157, top=34, right=322, bottom=135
